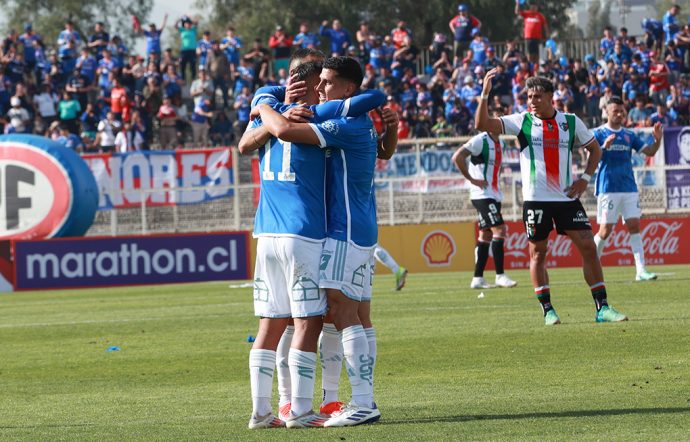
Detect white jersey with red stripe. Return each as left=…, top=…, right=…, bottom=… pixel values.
left=499, top=110, right=594, bottom=202
left=462, top=132, right=503, bottom=201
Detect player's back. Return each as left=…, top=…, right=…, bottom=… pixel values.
left=254, top=133, right=326, bottom=241
left=593, top=125, right=643, bottom=195
left=310, top=114, right=379, bottom=248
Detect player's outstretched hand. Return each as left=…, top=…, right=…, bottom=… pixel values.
left=283, top=105, right=313, bottom=123
left=482, top=68, right=498, bottom=94
left=565, top=178, right=588, bottom=199
left=603, top=134, right=616, bottom=150
left=285, top=77, right=308, bottom=103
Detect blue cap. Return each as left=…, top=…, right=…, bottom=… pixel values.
left=24, top=23, right=32, bottom=31
left=559, top=56, right=568, bottom=67
left=585, top=53, right=595, bottom=62
left=471, top=28, right=480, bottom=36
left=458, top=4, right=468, bottom=12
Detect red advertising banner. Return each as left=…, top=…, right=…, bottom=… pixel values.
left=479, top=217, right=690, bottom=270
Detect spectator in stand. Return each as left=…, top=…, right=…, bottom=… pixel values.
left=675, top=25, right=690, bottom=72
left=391, top=21, right=413, bottom=49
left=627, top=97, right=651, bottom=127
left=663, top=4, right=681, bottom=45
left=178, top=15, right=198, bottom=81
left=114, top=121, right=143, bottom=152
left=449, top=4, right=481, bottom=65
left=80, top=102, right=100, bottom=144
left=110, top=76, right=130, bottom=122
left=197, top=30, right=213, bottom=72
left=141, top=14, right=168, bottom=64
left=206, top=39, right=231, bottom=109
left=209, top=111, right=233, bottom=146
left=460, top=74, right=481, bottom=114
left=57, top=91, right=81, bottom=134
left=162, top=64, right=183, bottom=102
left=56, top=124, right=84, bottom=151
left=156, top=96, right=177, bottom=149
left=220, top=26, right=242, bottom=79
left=18, top=24, right=40, bottom=78
left=650, top=102, right=676, bottom=126
left=33, top=83, right=58, bottom=125
left=65, top=67, right=92, bottom=111
left=6, top=96, right=30, bottom=133
left=294, top=22, right=320, bottom=50
left=95, top=111, right=119, bottom=152
left=355, top=21, right=371, bottom=57
left=469, top=29, right=489, bottom=66
left=57, top=20, right=81, bottom=73
left=665, top=40, right=683, bottom=81
left=233, top=84, right=252, bottom=138
left=97, top=49, right=119, bottom=96
left=648, top=51, right=671, bottom=104
left=319, top=19, right=351, bottom=56
left=268, top=25, right=293, bottom=74
left=76, top=46, right=98, bottom=85
left=190, top=67, right=213, bottom=106
left=600, top=26, right=615, bottom=57
left=130, top=110, right=148, bottom=150
left=242, top=39, right=269, bottom=86
left=190, top=97, right=213, bottom=146
left=515, top=0, right=548, bottom=64
left=642, top=18, right=664, bottom=52
left=88, top=22, right=109, bottom=60
left=666, top=82, right=689, bottom=124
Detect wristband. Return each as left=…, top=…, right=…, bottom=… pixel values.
left=580, top=173, right=592, bottom=183
left=481, top=94, right=490, bottom=100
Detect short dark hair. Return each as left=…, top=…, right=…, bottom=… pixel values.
left=292, top=61, right=322, bottom=82
left=608, top=96, right=624, bottom=106
left=291, top=48, right=325, bottom=64
left=525, top=76, right=554, bottom=93
left=323, top=56, right=363, bottom=87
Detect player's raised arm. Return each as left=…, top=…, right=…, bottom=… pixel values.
left=256, top=104, right=320, bottom=145
left=311, top=89, right=386, bottom=122
left=641, top=122, right=663, bottom=156
left=377, top=107, right=399, bottom=160
left=475, top=68, right=503, bottom=134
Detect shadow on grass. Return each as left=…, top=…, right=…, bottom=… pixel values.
left=379, top=407, right=690, bottom=425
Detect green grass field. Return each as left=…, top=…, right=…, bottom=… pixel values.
left=2, top=265, right=689, bottom=441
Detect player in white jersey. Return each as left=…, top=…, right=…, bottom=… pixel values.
left=476, top=69, right=628, bottom=325
left=592, top=97, right=662, bottom=281
left=453, top=130, right=518, bottom=289
left=255, top=57, right=381, bottom=427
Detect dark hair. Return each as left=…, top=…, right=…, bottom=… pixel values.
left=291, top=48, right=325, bottom=63
left=525, top=76, right=554, bottom=93
left=292, top=61, right=323, bottom=82
left=323, top=56, right=364, bottom=87
left=608, top=96, right=624, bottom=106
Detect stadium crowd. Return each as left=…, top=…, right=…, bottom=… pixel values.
left=0, top=2, right=689, bottom=152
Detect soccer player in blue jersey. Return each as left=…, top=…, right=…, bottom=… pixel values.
left=255, top=56, right=382, bottom=427
left=592, top=97, right=663, bottom=281
left=241, top=56, right=385, bottom=429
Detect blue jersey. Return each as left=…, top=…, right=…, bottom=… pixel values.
left=144, top=30, right=162, bottom=55
left=310, top=115, right=379, bottom=247
left=593, top=125, right=646, bottom=195
left=251, top=89, right=384, bottom=241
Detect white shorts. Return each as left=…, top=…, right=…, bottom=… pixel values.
left=319, top=238, right=374, bottom=302
left=597, top=192, right=642, bottom=225
left=253, top=236, right=327, bottom=318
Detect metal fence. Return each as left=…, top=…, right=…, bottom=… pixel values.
left=86, top=132, right=689, bottom=237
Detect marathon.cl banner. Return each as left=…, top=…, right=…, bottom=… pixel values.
left=664, top=126, right=690, bottom=209
left=82, top=148, right=234, bottom=210
left=481, top=218, right=689, bottom=270
left=12, top=232, right=250, bottom=290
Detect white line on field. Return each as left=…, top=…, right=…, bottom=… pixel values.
left=0, top=312, right=244, bottom=329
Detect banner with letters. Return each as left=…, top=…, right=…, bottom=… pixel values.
left=82, top=148, right=234, bottom=210
left=480, top=217, right=690, bottom=270
left=12, top=231, right=251, bottom=290
left=374, top=150, right=469, bottom=192
left=664, top=126, right=690, bottom=209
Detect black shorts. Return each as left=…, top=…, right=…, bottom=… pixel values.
left=472, top=199, right=504, bottom=230
left=526, top=39, right=540, bottom=56
left=523, top=200, right=591, bottom=242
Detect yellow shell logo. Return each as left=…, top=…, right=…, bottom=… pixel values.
left=421, top=230, right=456, bottom=266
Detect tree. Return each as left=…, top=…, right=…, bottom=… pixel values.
left=586, top=0, right=614, bottom=40
left=0, top=0, right=153, bottom=50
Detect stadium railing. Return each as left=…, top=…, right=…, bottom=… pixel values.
left=86, top=129, right=688, bottom=237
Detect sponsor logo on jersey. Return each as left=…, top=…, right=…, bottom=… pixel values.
left=421, top=230, right=456, bottom=266
left=321, top=120, right=339, bottom=135
left=559, top=121, right=569, bottom=131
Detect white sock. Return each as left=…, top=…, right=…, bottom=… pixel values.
left=630, top=233, right=646, bottom=273
left=276, top=325, right=294, bottom=407
left=249, top=349, right=275, bottom=417
left=594, top=234, right=606, bottom=257
left=374, top=246, right=399, bottom=274
left=342, top=325, right=373, bottom=408
left=288, top=349, right=317, bottom=416
left=364, top=327, right=377, bottom=386
left=319, top=323, right=343, bottom=405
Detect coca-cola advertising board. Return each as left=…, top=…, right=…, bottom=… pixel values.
left=480, top=217, right=689, bottom=269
